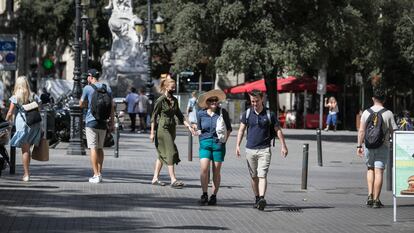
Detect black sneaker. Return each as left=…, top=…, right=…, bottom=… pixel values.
left=372, top=199, right=384, bottom=208
left=198, top=194, right=208, bottom=205
left=257, top=197, right=267, bottom=211
left=366, top=194, right=373, bottom=207
left=208, top=195, right=217, bottom=205
left=253, top=197, right=260, bottom=208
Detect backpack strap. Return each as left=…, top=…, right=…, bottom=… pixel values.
left=266, top=109, right=276, bottom=147
left=91, top=84, right=97, bottom=90
left=245, top=108, right=251, bottom=126
left=378, top=108, right=387, bottom=115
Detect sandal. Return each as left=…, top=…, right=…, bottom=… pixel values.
left=170, top=180, right=184, bottom=188
left=151, top=179, right=166, bottom=186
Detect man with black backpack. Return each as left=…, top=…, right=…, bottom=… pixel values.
left=357, top=87, right=397, bottom=208
left=80, top=69, right=114, bottom=184
left=236, top=90, right=288, bottom=211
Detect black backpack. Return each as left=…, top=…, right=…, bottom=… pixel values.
left=364, top=108, right=387, bottom=149
left=90, top=84, right=112, bottom=122
left=244, top=108, right=277, bottom=146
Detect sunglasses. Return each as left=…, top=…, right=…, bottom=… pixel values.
left=206, top=98, right=219, bottom=103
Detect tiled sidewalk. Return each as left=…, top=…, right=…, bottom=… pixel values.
left=0, top=129, right=413, bottom=233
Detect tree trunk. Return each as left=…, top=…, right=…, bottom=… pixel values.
left=264, top=69, right=278, bottom=114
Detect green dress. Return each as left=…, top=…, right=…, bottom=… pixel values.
left=151, top=95, right=185, bottom=165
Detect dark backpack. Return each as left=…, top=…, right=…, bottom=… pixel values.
left=91, top=84, right=112, bottom=122
left=244, top=108, right=277, bottom=146
left=364, top=108, right=387, bottom=149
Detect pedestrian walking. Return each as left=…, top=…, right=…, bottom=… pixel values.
left=80, top=69, right=114, bottom=183
left=150, top=76, right=194, bottom=188
left=236, top=89, right=288, bottom=211
left=5, top=76, right=42, bottom=182
left=187, top=91, right=198, bottom=126
left=357, top=87, right=397, bottom=208
left=324, top=96, right=339, bottom=131
left=195, top=89, right=232, bottom=205
left=125, top=87, right=139, bottom=132
left=137, top=88, right=149, bottom=133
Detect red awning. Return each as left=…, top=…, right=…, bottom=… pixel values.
left=224, top=76, right=340, bottom=94
left=280, top=77, right=340, bottom=93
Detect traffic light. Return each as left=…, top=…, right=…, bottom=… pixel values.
left=42, top=58, right=54, bottom=70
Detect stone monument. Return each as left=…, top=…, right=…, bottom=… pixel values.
left=101, top=0, right=149, bottom=96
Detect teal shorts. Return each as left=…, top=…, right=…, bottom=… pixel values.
left=199, top=138, right=226, bottom=162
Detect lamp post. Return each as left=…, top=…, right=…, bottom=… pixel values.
left=67, top=0, right=93, bottom=156
left=134, top=0, right=165, bottom=102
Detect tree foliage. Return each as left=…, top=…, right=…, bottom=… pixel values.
left=10, top=0, right=414, bottom=99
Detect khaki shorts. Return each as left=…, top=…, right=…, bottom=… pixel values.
left=85, top=127, right=107, bottom=149
left=246, top=147, right=272, bottom=178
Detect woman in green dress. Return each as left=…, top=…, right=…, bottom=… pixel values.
left=150, top=76, right=194, bottom=188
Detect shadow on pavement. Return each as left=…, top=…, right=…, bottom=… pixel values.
left=284, top=134, right=356, bottom=143
left=145, top=225, right=229, bottom=231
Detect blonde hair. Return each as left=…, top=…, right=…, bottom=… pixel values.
left=13, top=76, right=33, bottom=105
left=329, top=96, right=337, bottom=103
left=159, top=76, right=175, bottom=93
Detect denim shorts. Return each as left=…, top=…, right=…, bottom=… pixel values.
left=364, top=144, right=389, bottom=169
left=326, top=113, right=337, bottom=126
left=199, top=138, right=226, bottom=162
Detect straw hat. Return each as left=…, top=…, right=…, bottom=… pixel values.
left=197, top=89, right=226, bottom=109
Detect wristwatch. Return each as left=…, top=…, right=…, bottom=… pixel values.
left=356, top=145, right=363, bottom=149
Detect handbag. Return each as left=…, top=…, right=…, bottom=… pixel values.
left=32, top=138, right=49, bottom=161
left=19, top=101, right=42, bottom=126
left=216, top=108, right=228, bottom=143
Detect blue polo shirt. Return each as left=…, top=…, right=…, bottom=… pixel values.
left=197, top=108, right=232, bottom=141
left=240, top=108, right=279, bottom=149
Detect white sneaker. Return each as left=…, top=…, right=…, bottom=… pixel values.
left=89, top=175, right=101, bottom=183
left=22, top=175, right=30, bottom=182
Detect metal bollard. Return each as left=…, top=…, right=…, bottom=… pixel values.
left=316, top=128, right=323, bottom=167
left=301, top=143, right=309, bottom=190
left=386, top=138, right=393, bottom=191
left=188, top=131, right=193, bottom=161
left=114, top=114, right=120, bottom=158
left=9, top=126, right=16, bottom=175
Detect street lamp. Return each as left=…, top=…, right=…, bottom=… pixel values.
left=80, top=0, right=96, bottom=87
left=134, top=0, right=165, bottom=102
left=67, top=0, right=94, bottom=156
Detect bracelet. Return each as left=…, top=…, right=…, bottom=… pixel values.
left=357, top=145, right=363, bottom=149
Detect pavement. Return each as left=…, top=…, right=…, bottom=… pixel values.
left=1, top=128, right=414, bottom=233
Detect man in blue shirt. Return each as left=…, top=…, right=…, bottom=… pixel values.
left=124, top=87, right=139, bottom=132
left=236, top=89, right=288, bottom=211
left=80, top=69, right=114, bottom=183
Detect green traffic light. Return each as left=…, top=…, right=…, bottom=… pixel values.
left=43, top=58, right=54, bottom=70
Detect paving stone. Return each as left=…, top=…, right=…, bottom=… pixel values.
left=0, top=129, right=413, bottom=232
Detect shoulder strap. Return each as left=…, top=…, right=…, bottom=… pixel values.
left=378, top=108, right=387, bottom=115
left=266, top=109, right=272, bottom=123
left=367, top=108, right=374, bottom=114
left=91, top=84, right=97, bottom=90
left=266, top=109, right=276, bottom=146
left=245, top=108, right=251, bottom=124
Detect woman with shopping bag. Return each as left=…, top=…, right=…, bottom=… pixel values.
left=5, top=76, right=42, bottom=182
